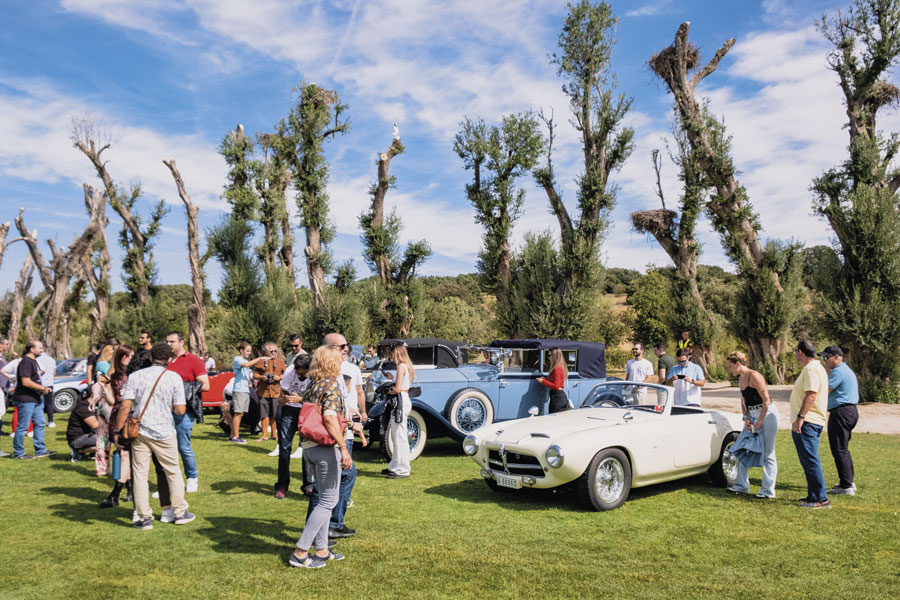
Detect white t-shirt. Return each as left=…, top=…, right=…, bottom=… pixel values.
left=36, top=354, right=56, bottom=387
left=625, top=358, right=654, bottom=383
left=204, top=357, right=216, bottom=371
left=340, top=360, right=363, bottom=440
left=280, top=365, right=309, bottom=407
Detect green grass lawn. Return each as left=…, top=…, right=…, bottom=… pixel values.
left=1, top=413, right=898, bottom=600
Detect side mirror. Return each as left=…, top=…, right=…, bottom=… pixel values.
left=528, top=406, right=539, bottom=417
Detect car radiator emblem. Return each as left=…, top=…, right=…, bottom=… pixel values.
left=499, top=444, right=509, bottom=473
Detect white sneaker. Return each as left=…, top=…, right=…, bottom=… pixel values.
left=829, top=483, right=856, bottom=496
left=268, top=448, right=280, bottom=457
left=47, top=421, right=57, bottom=428
left=133, top=510, right=153, bottom=523
left=186, top=478, right=199, bottom=493
left=290, top=448, right=303, bottom=459
left=160, top=507, right=176, bottom=523
left=27, top=431, right=33, bottom=438
left=152, top=490, right=160, bottom=499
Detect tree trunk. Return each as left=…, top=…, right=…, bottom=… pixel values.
left=24, top=294, right=50, bottom=343
left=6, top=254, right=33, bottom=348
left=279, top=197, right=298, bottom=304
left=304, top=224, right=327, bottom=308
left=163, top=160, right=209, bottom=355
left=0, top=221, right=10, bottom=272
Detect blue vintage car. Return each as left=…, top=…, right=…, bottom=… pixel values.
left=368, top=338, right=614, bottom=460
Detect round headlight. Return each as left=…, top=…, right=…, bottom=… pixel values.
left=545, top=445, right=564, bottom=468
left=462, top=435, right=478, bottom=456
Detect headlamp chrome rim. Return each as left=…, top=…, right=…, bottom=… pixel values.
left=545, top=444, right=564, bottom=468
left=462, top=435, right=479, bottom=456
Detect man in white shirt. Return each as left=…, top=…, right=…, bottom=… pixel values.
left=665, top=349, right=706, bottom=407
left=203, top=352, right=216, bottom=373
left=35, top=347, right=57, bottom=427
left=118, top=342, right=195, bottom=529
left=625, top=343, right=655, bottom=404
left=273, top=354, right=311, bottom=498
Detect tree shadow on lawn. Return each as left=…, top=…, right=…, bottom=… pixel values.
left=195, top=516, right=297, bottom=555
left=41, top=485, right=128, bottom=525
left=210, top=479, right=272, bottom=496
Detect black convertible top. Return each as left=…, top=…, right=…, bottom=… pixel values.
left=489, top=339, right=607, bottom=378
left=378, top=338, right=466, bottom=368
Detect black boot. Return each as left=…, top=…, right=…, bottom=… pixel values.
left=100, top=481, right=124, bottom=508
left=123, top=480, right=133, bottom=503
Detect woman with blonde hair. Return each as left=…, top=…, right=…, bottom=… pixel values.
left=537, top=347, right=569, bottom=413
left=725, top=351, right=779, bottom=498
left=289, top=345, right=352, bottom=568
left=384, top=343, right=415, bottom=479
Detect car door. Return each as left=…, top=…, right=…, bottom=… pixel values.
left=670, top=408, right=721, bottom=467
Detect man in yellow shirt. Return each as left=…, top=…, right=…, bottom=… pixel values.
left=790, top=340, right=830, bottom=509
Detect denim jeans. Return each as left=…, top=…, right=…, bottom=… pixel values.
left=173, top=412, right=198, bottom=479
left=792, top=421, right=827, bottom=502
left=733, top=407, right=779, bottom=497
left=275, top=405, right=301, bottom=492
left=307, top=439, right=357, bottom=529
left=13, top=400, right=46, bottom=457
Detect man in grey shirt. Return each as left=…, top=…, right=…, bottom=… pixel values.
left=118, top=342, right=195, bottom=530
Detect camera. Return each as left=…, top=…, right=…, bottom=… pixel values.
left=266, top=373, right=274, bottom=384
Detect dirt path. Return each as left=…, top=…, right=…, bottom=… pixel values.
left=702, top=384, right=900, bottom=435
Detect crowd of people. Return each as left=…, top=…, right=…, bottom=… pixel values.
left=0, top=329, right=415, bottom=569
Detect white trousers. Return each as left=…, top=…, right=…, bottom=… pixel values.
left=387, top=392, right=411, bottom=476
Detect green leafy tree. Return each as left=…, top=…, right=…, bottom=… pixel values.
left=534, top=0, right=634, bottom=337
left=359, top=135, right=431, bottom=337
left=627, top=270, right=671, bottom=348
left=454, top=113, right=544, bottom=313
left=284, top=83, right=349, bottom=308
left=812, top=0, right=900, bottom=402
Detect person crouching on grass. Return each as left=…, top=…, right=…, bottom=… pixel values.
left=289, top=345, right=351, bottom=568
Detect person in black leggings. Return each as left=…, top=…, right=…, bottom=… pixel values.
left=538, top=347, right=570, bottom=413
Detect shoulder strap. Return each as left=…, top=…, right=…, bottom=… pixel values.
left=136, top=368, right=168, bottom=421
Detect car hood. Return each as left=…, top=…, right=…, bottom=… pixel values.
left=478, top=408, right=636, bottom=444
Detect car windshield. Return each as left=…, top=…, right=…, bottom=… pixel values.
left=55, top=358, right=86, bottom=376
left=580, top=382, right=670, bottom=412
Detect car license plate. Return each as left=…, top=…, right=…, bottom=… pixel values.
left=495, top=475, right=521, bottom=489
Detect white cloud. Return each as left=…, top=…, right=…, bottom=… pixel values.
left=0, top=75, right=228, bottom=212
left=625, top=1, right=675, bottom=18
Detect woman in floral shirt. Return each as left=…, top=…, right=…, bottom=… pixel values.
left=288, top=345, right=353, bottom=569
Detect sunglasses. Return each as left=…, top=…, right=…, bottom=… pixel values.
left=290, top=343, right=301, bottom=348
left=331, top=343, right=350, bottom=350
left=678, top=360, right=687, bottom=364
left=632, top=348, right=641, bottom=352
left=268, top=349, right=277, bottom=354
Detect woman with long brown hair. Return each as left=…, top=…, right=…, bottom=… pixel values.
left=289, top=345, right=352, bottom=568
left=537, top=347, right=569, bottom=413
left=384, top=343, right=415, bottom=479
left=725, top=351, right=779, bottom=499
left=99, top=344, right=134, bottom=508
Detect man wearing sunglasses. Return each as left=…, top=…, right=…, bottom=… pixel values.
left=285, top=334, right=307, bottom=368
left=665, top=348, right=706, bottom=407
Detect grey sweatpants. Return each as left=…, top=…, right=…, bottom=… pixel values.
left=295, top=444, right=341, bottom=552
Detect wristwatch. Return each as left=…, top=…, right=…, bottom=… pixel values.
left=796, top=412, right=805, bottom=420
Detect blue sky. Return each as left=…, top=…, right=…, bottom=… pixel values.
left=0, top=0, right=879, bottom=296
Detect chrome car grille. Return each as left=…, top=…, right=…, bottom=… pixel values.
left=487, top=449, right=545, bottom=477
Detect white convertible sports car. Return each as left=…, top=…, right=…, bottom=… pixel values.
left=463, top=381, right=743, bottom=511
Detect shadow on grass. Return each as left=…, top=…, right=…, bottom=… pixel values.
left=423, top=478, right=584, bottom=512
left=211, top=479, right=272, bottom=496
left=40, top=485, right=127, bottom=524
left=195, top=516, right=297, bottom=554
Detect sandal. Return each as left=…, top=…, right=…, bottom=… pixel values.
left=256, top=437, right=270, bottom=442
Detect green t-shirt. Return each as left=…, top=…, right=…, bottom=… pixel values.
left=657, top=353, right=676, bottom=378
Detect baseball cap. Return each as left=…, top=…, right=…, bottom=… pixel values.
left=817, top=345, right=844, bottom=358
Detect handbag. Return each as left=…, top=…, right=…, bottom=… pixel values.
left=298, top=381, right=347, bottom=446
left=120, top=369, right=168, bottom=442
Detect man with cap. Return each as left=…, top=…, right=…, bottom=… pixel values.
left=819, top=345, right=859, bottom=496
left=790, top=339, right=831, bottom=508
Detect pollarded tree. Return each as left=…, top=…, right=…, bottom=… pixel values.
left=284, top=83, right=350, bottom=309
left=813, top=0, right=900, bottom=401
left=220, top=124, right=259, bottom=222
left=649, top=22, right=803, bottom=382
left=454, top=113, right=544, bottom=317
left=631, top=121, right=718, bottom=376
left=359, top=133, right=432, bottom=337
left=5, top=254, right=33, bottom=348
left=72, top=120, right=165, bottom=305
left=259, top=124, right=298, bottom=297
left=534, top=0, right=635, bottom=337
